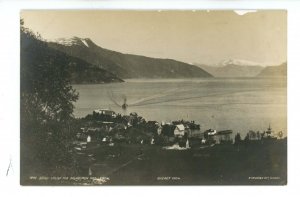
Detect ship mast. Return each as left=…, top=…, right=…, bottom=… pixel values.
left=266, top=123, right=272, bottom=137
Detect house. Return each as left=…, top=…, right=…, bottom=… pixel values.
left=216, top=130, right=233, bottom=144
left=129, top=112, right=138, bottom=117
left=172, top=120, right=200, bottom=137
left=186, top=121, right=200, bottom=137
left=174, top=124, right=186, bottom=138
left=201, top=129, right=217, bottom=144
left=93, top=109, right=116, bottom=118
left=157, top=125, right=162, bottom=135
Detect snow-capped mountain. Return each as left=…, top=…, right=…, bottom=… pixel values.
left=196, top=59, right=265, bottom=77
left=54, top=37, right=91, bottom=47
left=218, top=59, right=264, bottom=67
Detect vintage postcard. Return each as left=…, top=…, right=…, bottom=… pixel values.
left=20, top=10, right=287, bottom=185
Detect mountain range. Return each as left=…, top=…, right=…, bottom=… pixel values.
left=47, top=37, right=213, bottom=79
left=196, top=59, right=286, bottom=78
left=23, top=33, right=286, bottom=83
left=196, top=59, right=264, bottom=78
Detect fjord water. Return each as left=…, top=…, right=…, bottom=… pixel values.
left=73, top=78, right=287, bottom=137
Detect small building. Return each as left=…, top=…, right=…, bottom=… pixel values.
left=185, top=121, right=201, bottom=137
left=216, top=130, right=233, bottom=144
left=157, top=125, right=162, bottom=135
left=129, top=112, right=138, bottom=117
left=201, top=129, right=217, bottom=144
left=93, top=109, right=116, bottom=118
left=202, top=129, right=217, bottom=137
left=174, top=124, right=186, bottom=138
left=87, top=135, right=91, bottom=143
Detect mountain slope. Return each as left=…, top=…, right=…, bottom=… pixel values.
left=257, top=62, right=287, bottom=77
left=48, top=37, right=213, bottom=79
left=21, top=35, right=123, bottom=84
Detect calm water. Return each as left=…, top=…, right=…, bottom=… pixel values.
left=73, top=78, right=287, bottom=137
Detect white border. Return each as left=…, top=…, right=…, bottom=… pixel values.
left=0, top=0, right=299, bottom=196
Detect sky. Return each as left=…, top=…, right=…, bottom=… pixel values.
left=21, top=10, right=287, bottom=65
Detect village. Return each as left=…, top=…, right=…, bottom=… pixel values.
left=74, top=108, right=283, bottom=151
left=22, top=107, right=284, bottom=185
left=63, top=108, right=287, bottom=185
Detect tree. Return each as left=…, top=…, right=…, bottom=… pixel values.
left=21, top=21, right=78, bottom=126
left=234, top=132, right=242, bottom=145
left=20, top=19, right=79, bottom=179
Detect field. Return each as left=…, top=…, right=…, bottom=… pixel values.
left=22, top=139, right=287, bottom=185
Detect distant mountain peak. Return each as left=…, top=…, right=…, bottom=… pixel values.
left=219, top=59, right=263, bottom=67
left=55, top=37, right=92, bottom=47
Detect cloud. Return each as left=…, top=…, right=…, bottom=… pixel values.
left=234, top=10, right=257, bottom=16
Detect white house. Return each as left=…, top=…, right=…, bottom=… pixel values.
left=157, top=125, right=162, bottom=135
left=174, top=124, right=186, bottom=137
left=93, top=109, right=116, bottom=118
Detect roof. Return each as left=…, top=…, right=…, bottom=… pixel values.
left=94, top=108, right=111, bottom=111
left=217, top=130, right=233, bottom=135
left=94, top=109, right=115, bottom=113
left=204, top=129, right=216, bottom=135
left=176, top=124, right=185, bottom=131
left=130, top=112, right=138, bottom=116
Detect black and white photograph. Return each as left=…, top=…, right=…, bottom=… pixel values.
left=19, top=9, right=287, bottom=185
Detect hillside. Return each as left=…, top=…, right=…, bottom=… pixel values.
left=48, top=37, right=213, bottom=79
left=21, top=35, right=123, bottom=84
left=257, top=62, right=287, bottom=77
